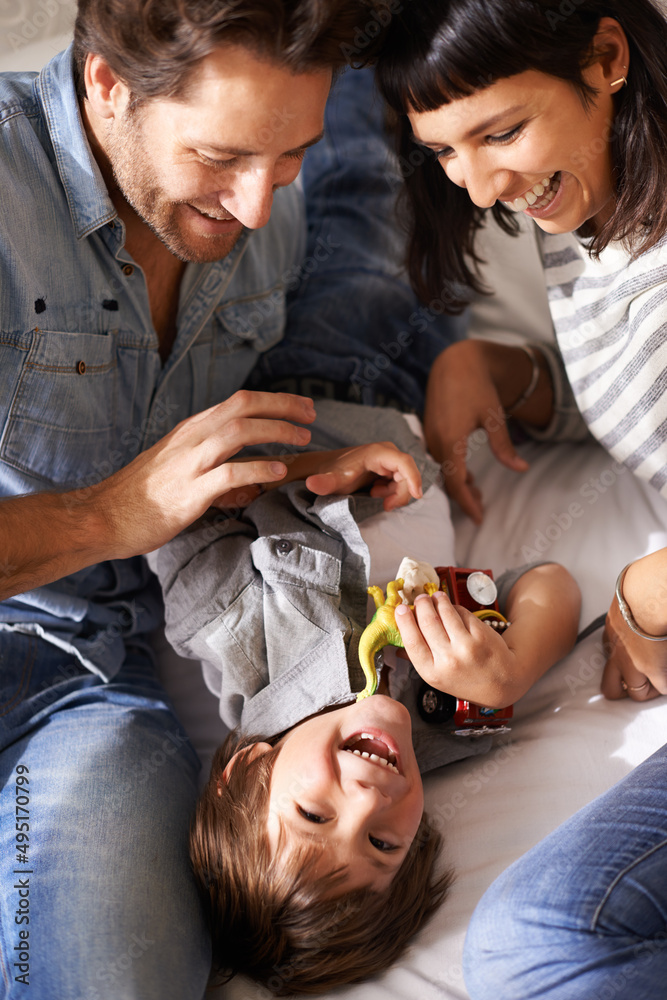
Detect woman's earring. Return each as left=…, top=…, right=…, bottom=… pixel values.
left=611, top=67, right=628, bottom=89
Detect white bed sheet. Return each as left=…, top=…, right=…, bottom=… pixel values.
left=159, top=433, right=667, bottom=1000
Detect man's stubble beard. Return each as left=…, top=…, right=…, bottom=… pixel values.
left=105, top=105, right=243, bottom=264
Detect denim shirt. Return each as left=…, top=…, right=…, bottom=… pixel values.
left=0, top=46, right=305, bottom=678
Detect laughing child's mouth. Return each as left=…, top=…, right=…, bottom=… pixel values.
left=341, top=733, right=400, bottom=774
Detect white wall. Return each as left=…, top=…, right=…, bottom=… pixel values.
left=0, top=0, right=76, bottom=72
left=3, top=0, right=666, bottom=74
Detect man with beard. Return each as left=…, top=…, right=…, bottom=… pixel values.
left=0, top=1, right=387, bottom=997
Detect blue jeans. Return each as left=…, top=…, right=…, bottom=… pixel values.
left=463, top=743, right=667, bottom=1000
left=0, top=632, right=210, bottom=999
left=248, top=67, right=464, bottom=414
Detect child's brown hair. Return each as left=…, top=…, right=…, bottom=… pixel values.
left=190, top=730, right=452, bottom=996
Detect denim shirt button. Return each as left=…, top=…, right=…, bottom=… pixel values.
left=76, top=360, right=86, bottom=375
left=276, top=539, right=292, bottom=556
left=122, top=264, right=134, bottom=276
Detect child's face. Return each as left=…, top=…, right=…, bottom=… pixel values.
left=266, top=695, right=424, bottom=891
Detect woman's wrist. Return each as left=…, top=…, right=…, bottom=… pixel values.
left=621, top=551, right=667, bottom=637
left=504, top=345, right=541, bottom=415
left=479, top=341, right=554, bottom=428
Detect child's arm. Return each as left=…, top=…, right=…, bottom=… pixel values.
left=395, top=563, right=581, bottom=707
left=230, top=442, right=423, bottom=511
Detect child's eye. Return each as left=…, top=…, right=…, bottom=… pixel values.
left=369, top=835, right=398, bottom=852
left=297, top=805, right=327, bottom=824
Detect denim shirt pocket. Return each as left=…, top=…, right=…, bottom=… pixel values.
left=197, top=284, right=286, bottom=409
left=214, top=283, right=285, bottom=355
left=0, top=328, right=130, bottom=489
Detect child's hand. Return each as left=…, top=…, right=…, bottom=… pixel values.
left=395, top=590, right=516, bottom=707
left=305, top=442, right=422, bottom=511
left=396, top=564, right=580, bottom=708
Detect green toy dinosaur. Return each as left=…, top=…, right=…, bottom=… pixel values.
left=356, top=574, right=509, bottom=701
left=357, top=576, right=440, bottom=700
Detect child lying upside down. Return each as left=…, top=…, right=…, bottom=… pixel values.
left=148, top=401, right=580, bottom=997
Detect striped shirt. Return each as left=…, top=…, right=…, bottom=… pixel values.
left=536, top=229, right=667, bottom=496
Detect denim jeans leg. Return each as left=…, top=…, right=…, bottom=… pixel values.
left=249, top=66, right=465, bottom=414
left=463, top=742, right=667, bottom=1000
left=0, top=634, right=211, bottom=1000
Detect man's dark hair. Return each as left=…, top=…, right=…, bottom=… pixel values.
left=73, top=0, right=385, bottom=100
left=375, top=0, right=667, bottom=310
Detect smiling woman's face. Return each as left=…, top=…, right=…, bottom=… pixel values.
left=409, top=63, right=623, bottom=235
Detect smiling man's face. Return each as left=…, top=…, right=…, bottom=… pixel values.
left=99, top=43, right=331, bottom=262
left=263, top=696, right=425, bottom=893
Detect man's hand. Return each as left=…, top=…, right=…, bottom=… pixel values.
left=304, top=442, right=423, bottom=511
left=601, top=551, right=667, bottom=701
left=395, top=591, right=516, bottom=707
left=0, top=390, right=317, bottom=601
left=91, top=390, right=317, bottom=558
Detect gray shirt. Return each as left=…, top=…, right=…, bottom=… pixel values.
left=149, top=402, right=527, bottom=773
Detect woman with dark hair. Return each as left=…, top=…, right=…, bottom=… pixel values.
left=376, top=1, right=667, bottom=701
left=374, top=2, right=667, bottom=997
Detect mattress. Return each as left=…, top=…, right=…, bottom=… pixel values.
left=156, top=431, right=667, bottom=1000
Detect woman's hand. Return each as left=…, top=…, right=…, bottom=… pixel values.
left=423, top=340, right=552, bottom=522
left=395, top=591, right=517, bottom=707
left=305, top=442, right=423, bottom=511
left=601, top=550, right=667, bottom=701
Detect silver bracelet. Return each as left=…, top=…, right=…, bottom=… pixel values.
left=504, top=345, right=541, bottom=417
left=615, top=564, right=667, bottom=641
